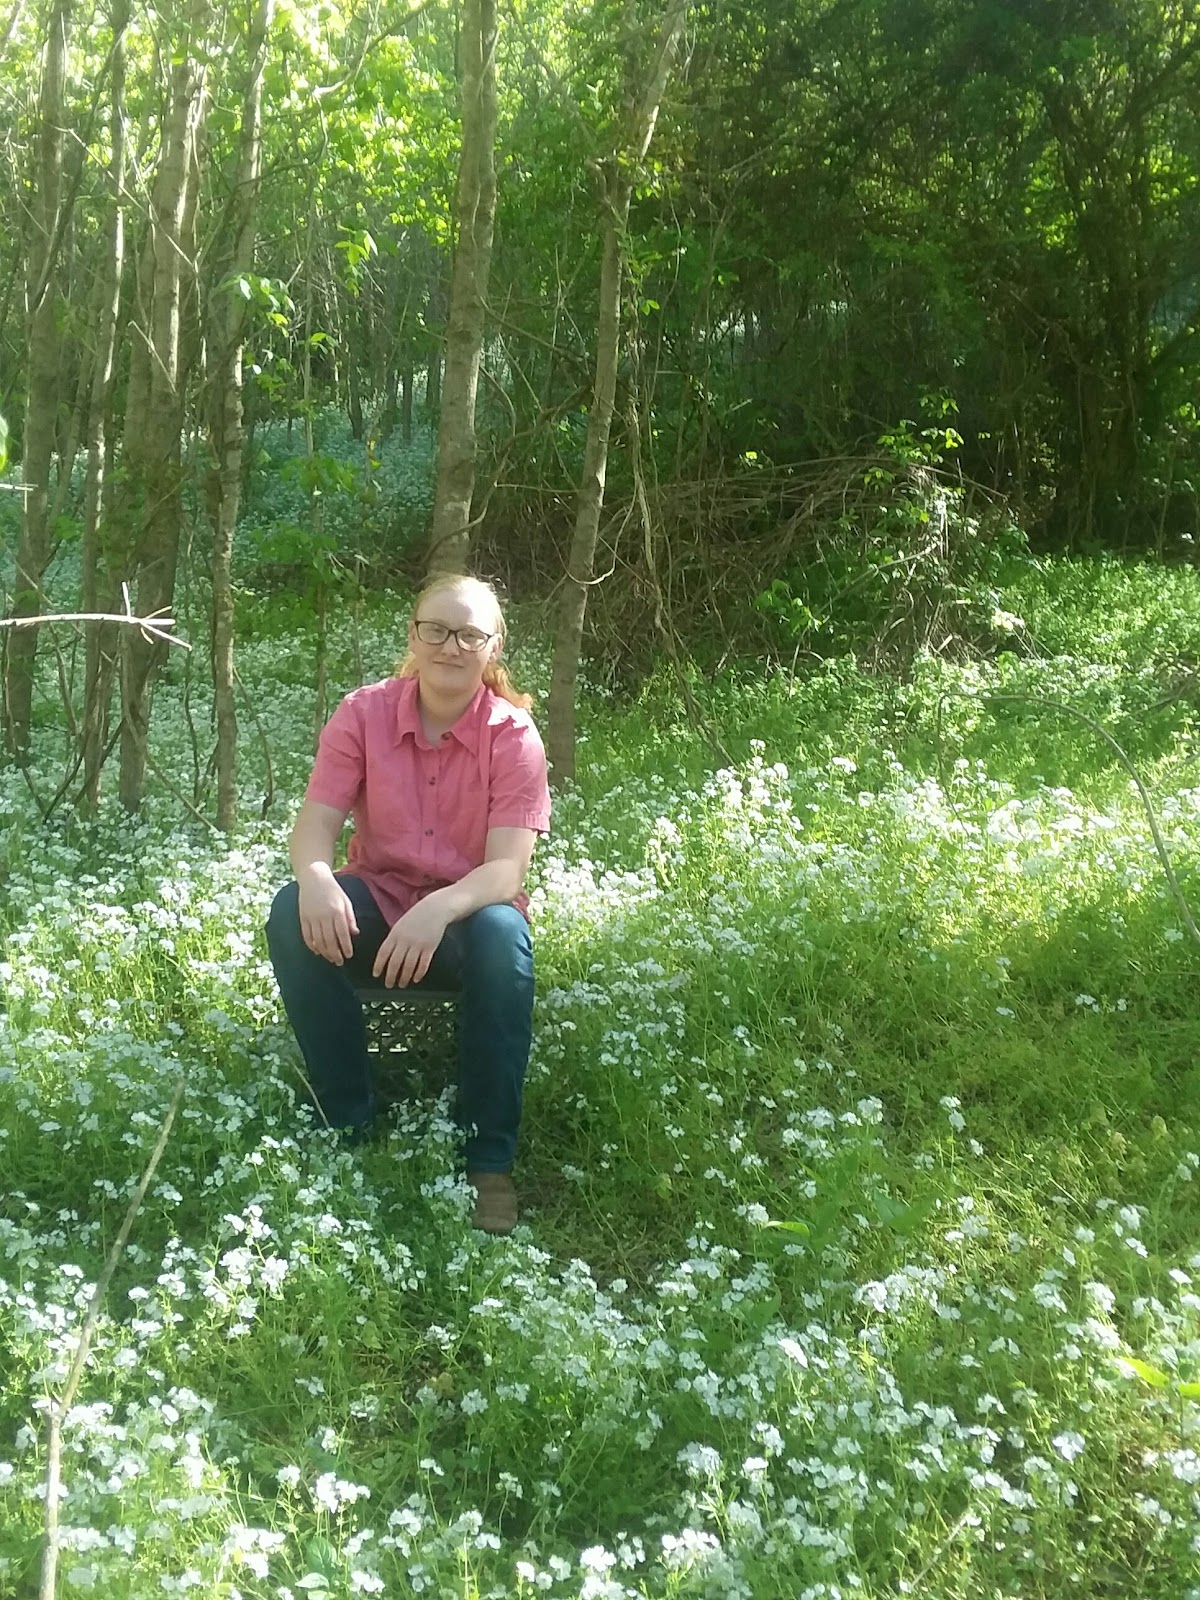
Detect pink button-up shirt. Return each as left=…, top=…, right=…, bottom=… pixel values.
left=305, top=675, right=551, bottom=925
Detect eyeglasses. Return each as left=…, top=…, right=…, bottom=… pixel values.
left=413, top=619, right=497, bottom=652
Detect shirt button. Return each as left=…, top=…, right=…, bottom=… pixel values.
left=428, top=776, right=436, bottom=785
left=425, top=829, right=433, bottom=836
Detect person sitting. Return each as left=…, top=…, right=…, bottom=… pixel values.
left=266, top=573, right=551, bottom=1235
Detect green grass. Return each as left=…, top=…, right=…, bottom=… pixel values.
left=1, top=555, right=1199, bottom=1598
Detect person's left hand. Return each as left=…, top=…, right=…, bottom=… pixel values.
left=373, top=897, right=451, bottom=987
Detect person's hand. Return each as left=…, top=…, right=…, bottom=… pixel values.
left=373, top=897, right=450, bottom=987
left=297, top=868, right=359, bottom=964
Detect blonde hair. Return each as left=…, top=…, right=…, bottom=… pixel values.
left=395, top=572, right=533, bottom=710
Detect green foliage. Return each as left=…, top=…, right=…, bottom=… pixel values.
left=236, top=411, right=436, bottom=585
left=756, top=414, right=1029, bottom=666
left=4, top=559, right=1200, bottom=1596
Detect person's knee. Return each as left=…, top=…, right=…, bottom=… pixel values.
left=266, top=881, right=303, bottom=957
left=462, top=904, right=533, bottom=986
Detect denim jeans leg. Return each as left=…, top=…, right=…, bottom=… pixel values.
left=426, top=903, right=533, bottom=1173
left=266, top=875, right=390, bottom=1130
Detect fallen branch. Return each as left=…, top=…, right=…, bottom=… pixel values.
left=39, top=1073, right=186, bottom=1600
left=0, top=601, right=188, bottom=649
left=1, top=582, right=190, bottom=651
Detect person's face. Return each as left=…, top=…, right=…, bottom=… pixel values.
left=408, top=585, right=502, bottom=699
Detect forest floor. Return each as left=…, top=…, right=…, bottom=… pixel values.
left=1, top=556, right=1199, bottom=1598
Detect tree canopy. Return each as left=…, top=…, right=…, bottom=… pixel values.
left=1, top=0, right=1198, bottom=801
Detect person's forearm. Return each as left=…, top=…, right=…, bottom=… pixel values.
left=290, top=813, right=343, bottom=882
left=425, top=860, right=525, bottom=924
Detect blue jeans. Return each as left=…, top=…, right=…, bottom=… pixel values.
left=266, top=875, right=534, bottom=1171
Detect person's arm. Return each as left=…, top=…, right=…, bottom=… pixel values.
left=290, top=798, right=358, bottom=963
left=372, top=826, right=538, bottom=987
left=432, top=826, right=537, bottom=920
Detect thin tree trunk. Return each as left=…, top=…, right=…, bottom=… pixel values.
left=401, top=366, right=413, bottom=443
left=347, top=312, right=364, bottom=440
left=80, top=1, right=127, bottom=809
left=426, top=0, right=497, bottom=573
left=545, top=0, right=688, bottom=785
left=424, top=245, right=445, bottom=417
left=118, top=0, right=211, bottom=811
left=545, top=212, right=622, bottom=786
left=207, top=0, right=273, bottom=831
left=0, top=0, right=26, bottom=63
left=5, top=0, right=72, bottom=755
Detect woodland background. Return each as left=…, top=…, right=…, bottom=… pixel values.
left=2, top=0, right=1199, bottom=814
left=4, top=6, right=1200, bottom=1598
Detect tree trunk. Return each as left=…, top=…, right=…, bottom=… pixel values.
left=79, top=0, right=129, bottom=808
left=4, top=0, right=71, bottom=756
left=545, top=0, right=689, bottom=785
left=426, top=0, right=497, bottom=574
left=545, top=210, right=623, bottom=786
left=118, top=0, right=211, bottom=812
left=207, top=0, right=273, bottom=830
left=424, top=247, right=445, bottom=418
left=347, top=332, right=364, bottom=439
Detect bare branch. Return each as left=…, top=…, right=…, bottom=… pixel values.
left=0, top=583, right=191, bottom=652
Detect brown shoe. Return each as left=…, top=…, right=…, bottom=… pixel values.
left=468, top=1171, right=518, bottom=1235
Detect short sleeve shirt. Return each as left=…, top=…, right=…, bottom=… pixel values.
left=305, top=675, right=551, bottom=925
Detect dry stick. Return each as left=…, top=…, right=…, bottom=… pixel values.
left=39, top=1073, right=186, bottom=1600
left=117, top=714, right=221, bottom=834
left=14, top=752, right=51, bottom=820
left=0, top=609, right=189, bottom=650
left=977, top=692, right=1200, bottom=949
left=233, top=665, right=275, bottom=818
left=44, top=719, right=122, bottom=826
left=901, top=1506, right=979, bottom=1594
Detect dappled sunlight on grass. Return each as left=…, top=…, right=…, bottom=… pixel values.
left=1, top=558, right=1200, bottom=1597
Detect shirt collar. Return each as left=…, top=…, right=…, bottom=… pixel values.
left=393, top=674, right=487, bottom=753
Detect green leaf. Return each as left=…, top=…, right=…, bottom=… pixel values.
left=763, top=1218, right=810, bottom=1237
left=870, top=1188, right=935, bottom=1235
left=1113, top=1355, right=1171, bottom=1388
left=1176, top=1381, right=1200, bottom=1399
left=0, top=412, right=7, bottom=472
left=302, top=1534, right=339, bottom=1582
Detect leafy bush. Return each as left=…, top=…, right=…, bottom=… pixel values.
left=757, top=416, right=1030, bottom=669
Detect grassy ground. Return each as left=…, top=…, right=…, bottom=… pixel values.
left=1, top=556, right=1199, bottom=1598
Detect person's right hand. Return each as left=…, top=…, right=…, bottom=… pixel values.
left=297, top=869, right=360, bottom=964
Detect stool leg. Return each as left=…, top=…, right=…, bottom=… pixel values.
left=266, top=877, right=389, bottom=1130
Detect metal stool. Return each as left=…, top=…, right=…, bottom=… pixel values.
left=354, top=983, right=459, bottom=1103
